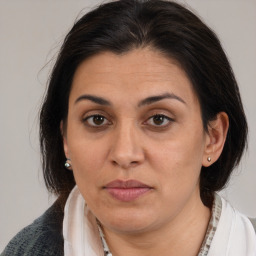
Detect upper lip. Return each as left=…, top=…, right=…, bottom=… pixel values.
left=104, top=179, right=152, bottom=189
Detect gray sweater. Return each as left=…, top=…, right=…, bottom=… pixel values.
left=1, top=199, right=64, bottom=256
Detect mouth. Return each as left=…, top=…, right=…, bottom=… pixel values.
left=103, top=179, right=153, bottom=202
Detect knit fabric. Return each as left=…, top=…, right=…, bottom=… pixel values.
left=1, top=199, right=64, bottom=256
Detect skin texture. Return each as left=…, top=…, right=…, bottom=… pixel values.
left=62, top=48, right=229, bottom=256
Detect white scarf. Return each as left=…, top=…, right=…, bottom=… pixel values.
left=63, top=186, right=105, bottom=256
left=207, top=196, right=256, bottom=256
left=63, top=186, right=256, bottom=256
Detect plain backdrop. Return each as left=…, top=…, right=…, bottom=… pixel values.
left=0, top=0, right=256, bottom=252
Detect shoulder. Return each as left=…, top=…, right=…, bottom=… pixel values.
left=218, top=195, right=256, bottom=250
left=1, top=198, right=64, bottom=256
left=220, top=196, right=256, bottom=230
left=209, top=195, right=256, bottom=254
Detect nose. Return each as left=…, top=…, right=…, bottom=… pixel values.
left=109, top=123, right=145, bottom=169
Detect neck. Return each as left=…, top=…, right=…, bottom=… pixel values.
left=102, top=190, right=211, bottom=256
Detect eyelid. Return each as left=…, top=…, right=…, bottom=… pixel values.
left=143, top=113, right=175, bottom=128
left=143, top=109, right=175, bottom=121
left=85, top=115, right=109, bottom=125
left=82, top=112, right=112, bottom=128
left=81, top=109, right=112, bottom=120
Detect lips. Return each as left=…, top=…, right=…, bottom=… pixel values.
left=104, top=179, right=152, bottom=202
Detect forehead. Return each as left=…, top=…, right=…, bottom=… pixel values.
left=70, top=48, right=198, bottom=105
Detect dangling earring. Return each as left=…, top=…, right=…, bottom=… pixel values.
left=207, top=157, right=211, bottom=162
left=65, top=158, right=72, bottom=170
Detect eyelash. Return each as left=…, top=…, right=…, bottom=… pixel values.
left=82, top=114, right=174, bottom=129
left=144, top=114, right=174, bottom=127
left=83, top=114, right=112, bottom=127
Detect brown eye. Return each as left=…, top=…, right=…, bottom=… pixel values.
left=84, top=115, right=110, bottom=126
left=93, top=115, right=105, bottom=125
left=146, top=114, right=173, bottom=127
left=153, top=115, right=165, bottom=125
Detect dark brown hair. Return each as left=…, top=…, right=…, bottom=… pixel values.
left=40, top=0, right=247, bottom=206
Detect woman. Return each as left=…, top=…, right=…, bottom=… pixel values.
left=2, top=0, right=255, bottom=255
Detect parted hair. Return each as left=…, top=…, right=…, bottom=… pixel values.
left=40, top=0, right=247, bottom=206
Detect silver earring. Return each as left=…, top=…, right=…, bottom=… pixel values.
left=207, top=157, right=211, bottom=162
left=65, top=159, right=72, bottom=169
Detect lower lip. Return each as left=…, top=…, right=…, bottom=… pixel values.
left=105, top=187, right=151, bottom=202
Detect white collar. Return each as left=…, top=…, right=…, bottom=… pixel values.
left=63, top=186, right=105, bottom=256
left=63, top=186, right=256, bottom=256
left=207, top=196, right=256, bottom=255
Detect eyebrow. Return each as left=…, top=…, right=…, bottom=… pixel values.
left=75, top=95, right=111, bottom=105
left=138, top=93, right=186, bottom=107
left=75, top=92, right=186, bottom=107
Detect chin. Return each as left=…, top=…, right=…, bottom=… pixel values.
left=98, top=208, right=158, bottom=234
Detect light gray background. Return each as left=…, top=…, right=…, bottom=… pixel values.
left=0, top=0, right=255, bottom=252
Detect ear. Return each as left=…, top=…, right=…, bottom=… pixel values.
left=202, top=112, right=229, bottom=167
left=60, top=121, right=70, bottom=159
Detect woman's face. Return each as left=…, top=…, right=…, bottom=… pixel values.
left=63, top=48, right=212, bottom=234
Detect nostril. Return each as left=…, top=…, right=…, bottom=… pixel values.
left=111, top=159, right=139, bottom=169
left=112, top=160, right=118, bottom=166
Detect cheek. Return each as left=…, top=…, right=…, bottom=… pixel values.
left=68, top=137, right=108, bottom=190
left=149, top=130, right=205, bottom=192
